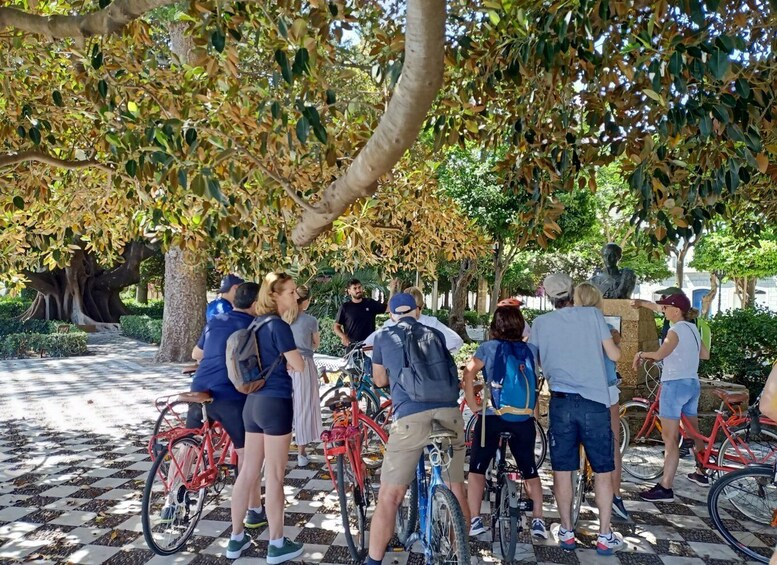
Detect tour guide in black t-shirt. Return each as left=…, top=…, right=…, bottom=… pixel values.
left=333, top=278, right=387, bottom=346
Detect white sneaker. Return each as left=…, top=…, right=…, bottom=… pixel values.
left=597, top=531, right=624, bottom=555
left=469, top=517, right=487, bottom=536
left=532, top=518, right=548, bottom=539
left=297, top=454, right=309, bottom=467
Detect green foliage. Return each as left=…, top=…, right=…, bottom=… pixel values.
left=521, top=308, right=545, bottom=326
left=454, top=342, right=479, bottom=368
left=120, top=315, right=163, bottom=344
left=307, top=269, right=387, bottom=320
left=691, top=226, right=777, bottom=280
left=0, top=297, right=31, bottom=319
left=317, top=316, right=345, bottom=357
left=0, top=333, right=88, bottom=359
left=699, top=307, right=777, bottom=398
left=463, top=311, right=491, bottom=327
left=124, top=299, right=164, bottom=319
left=0, top=319, right=86, bottom=359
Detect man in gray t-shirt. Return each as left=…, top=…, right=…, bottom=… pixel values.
left=529, top=273, right=624, bottom=554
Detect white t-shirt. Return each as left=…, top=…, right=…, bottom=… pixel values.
left=662, top=321, right=701, bottom=382
left=364, top=313, right=464, bottom=353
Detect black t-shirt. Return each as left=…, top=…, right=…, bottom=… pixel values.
left=336, top=298, right=385, bottom=342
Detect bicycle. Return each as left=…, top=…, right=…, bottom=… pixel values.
left=318, top=345, right=389, bottom=423
left=148, top=367, right=200, bottom=461
left=485, top=432, right=534, bottom=561
left=707, top=462, right=777, bottom=563
left=393, top=421, right=471, bottom=565
left=321, top=353, right=389, bottom=561
left=620, top=379, right=777, bottom=481
left=141, top=391, right=237, bottom=555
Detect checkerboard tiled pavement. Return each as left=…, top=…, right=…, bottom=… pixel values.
left=0, top=333, right=772, bottom=564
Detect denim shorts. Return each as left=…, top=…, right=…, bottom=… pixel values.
left=548, top=393, right=614, bottom=473
left=659, top=378, right=700, bottom=420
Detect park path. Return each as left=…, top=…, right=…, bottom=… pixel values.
left=0, top=333, right=764, bottom=564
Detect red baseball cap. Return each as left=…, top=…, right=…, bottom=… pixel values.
left=497, top=297, right=523, bottom=308
left=656, top=292, right=691, bottom=313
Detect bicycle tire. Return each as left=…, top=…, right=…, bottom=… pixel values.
left=373, top=403, right=393, bottom=434
left=718, top=426, right=777, bottom=469
left=497, top=480, right=518, bottom=562
left=395, top=477, right=418, bottom=546
left=150, top=400, right=192, bottom=461
left=357, top=413, right=388, bottom=471
left=141, top=437, right=207, bottom=555
left=321, top=386, right=379, bottom=424
left=571, top=449, right=586, bottom=528
left=429, top=484, right=471, bottom=565
left=336, top=454, right=367, bottom=562
left=619, top=413, right=629, bottom=455
left=621, top=400, right=665, bottom=480
left=707, top=463, right=775, bottom=563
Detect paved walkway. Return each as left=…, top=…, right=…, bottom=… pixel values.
left=0, top=333, right=766, bottom=564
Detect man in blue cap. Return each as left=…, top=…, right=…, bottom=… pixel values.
left=363, top=293, right=467, bottom=565
left=206, top=274, right=245, bottom=321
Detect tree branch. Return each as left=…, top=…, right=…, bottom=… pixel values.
left=0, top=0, right=178, bottom=39
left=291, top=0, right=446, bottom=246
left=0, top=150, right=114, bottom=173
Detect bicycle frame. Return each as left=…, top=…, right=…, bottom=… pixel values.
left=155, top=402, right=236, bottom=493
left=406, top=444, right=449, bottom=564
left=629, top=387, right=776, bottom=473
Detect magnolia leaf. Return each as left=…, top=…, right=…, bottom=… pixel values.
left=296, top=116, right=310, bottom=144
left=707, top=48, right=729, bottom=80
left=756, top=153, right=769, bottom=173
left=211, top=29, right=226, bottom=53
left=52, top=90, right=64, bottom=107
left=97, top=79, right=108, bottom=99
left=125, top=159, right=138, bottom=177
left=12, top=196, right=24, bottom=210
left=29, top=127, right=41, bottom=145
left=274, top=50, right=292, bottom=84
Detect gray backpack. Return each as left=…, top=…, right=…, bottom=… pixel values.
left=395, top=320, right=460, bottom=404
left=226, top=315, right=282, bottom=394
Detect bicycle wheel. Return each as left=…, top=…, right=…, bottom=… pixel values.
left=395, top=477, right=418, bottom=546
left=321, top=386, right=378, bottom=426
left=571, top=449, right=586, bottom=528
left=619, top=414, right=629, bottom=455
left=621, top=401, right=665, bottom=480
left=429, top=484, right=471, bottom=565
left=141, top=437, right=208, bottom=555
left=358, top=413, right=388, bottom=472
left=534, top=420, right=548, bottom=468
left=718, top=427, right=777, bottom=468
left=336, top=454, right=367, bottom=562
left=373, top=403, right=393, bottom=434
left=497, top=480, right=518, bottom=562
left=708, top=464, right=775, bottom=563
left=150, top=400, right=192, bottom=461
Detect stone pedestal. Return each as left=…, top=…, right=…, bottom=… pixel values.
left=601, top=299, right=658, bottom=397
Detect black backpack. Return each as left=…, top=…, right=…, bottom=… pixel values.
left=394, top=320, right=459, bottom=403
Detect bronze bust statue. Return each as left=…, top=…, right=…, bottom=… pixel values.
left=589, top=243, right=637, bottom=299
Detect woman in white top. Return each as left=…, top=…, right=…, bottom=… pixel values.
left=631, top=291, right=710, bottom=502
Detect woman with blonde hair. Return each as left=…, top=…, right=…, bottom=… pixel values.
left=286, top=285, right=324, bottom=467
left=227, top=272, right=305, bottom=563
left=573, top=282, right=629, bottom=521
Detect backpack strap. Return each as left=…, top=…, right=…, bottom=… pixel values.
left=251, top=314, right=284, bottom=376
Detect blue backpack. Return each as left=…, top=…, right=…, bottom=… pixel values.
left=489, top=340, right=536, bottom=422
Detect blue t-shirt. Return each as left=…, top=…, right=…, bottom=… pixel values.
left=191, top=310, right=253, bottom=401
left=206, top=297, right=233, bottom=321
left=474, top=339, right=539, bottom=416
left=372, top=317, right=457, bottom=420
left=605, top=323, right=618, bottom=387
left=252, top=316, right=297, bottom=398
left=528, top=306, right=612, bottom=407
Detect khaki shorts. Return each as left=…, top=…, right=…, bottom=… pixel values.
left=382, top=407, right=465, bottom=486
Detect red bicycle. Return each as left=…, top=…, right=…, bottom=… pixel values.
left=141, top=392, right=237, bottom=555
left=321, top=345, right=388, bottom=562
left=621, top=374, right=777, bottom=481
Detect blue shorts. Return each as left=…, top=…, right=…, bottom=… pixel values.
left=548, top=393, right=614, bottom=473
left=659, top=378, right=700, bottom=420
left=185, top=396, right=246, bottom=449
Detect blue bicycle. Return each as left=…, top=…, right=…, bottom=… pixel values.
left=394, top=421, right=471, bottom=565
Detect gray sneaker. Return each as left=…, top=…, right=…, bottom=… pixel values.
left=225, top=532, right=252, bottom=559
left=267, top=537, right=304, bottom=564
left=244, top=508, right=268, bottom=529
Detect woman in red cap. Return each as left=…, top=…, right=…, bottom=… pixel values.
left=631, top=290, right=710, bottom=502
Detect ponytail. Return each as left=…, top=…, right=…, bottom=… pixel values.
left=684, top=307, right=699, bottom=322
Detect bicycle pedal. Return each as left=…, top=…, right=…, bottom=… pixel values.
left=517, top=498, right=533, bottom=512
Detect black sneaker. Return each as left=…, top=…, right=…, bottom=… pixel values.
left=639, top=483, right=674, bottom=502
left=687, top=471, right=710, bottom=487
left=612, top=496, right=630, bottom=521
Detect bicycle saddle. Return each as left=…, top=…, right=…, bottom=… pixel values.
left=714, top=389, right=749, bottom=405
left=430, top=420, right=457, bottom=440
left=177, top=391, right=213, bottom=404
left=499, top=432, right=513, bottom=440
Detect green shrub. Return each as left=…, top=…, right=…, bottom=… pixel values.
left=0, top=330, right=87, bottom=359
left=521, top=308, right=544, bottom=325
left=317, top=316, right=345, bottom=357
left=699, top=307, right=777, bottom=398
left=124, top=299, right=164, bottom=319
left=0, top=319, right=79, bottom=337
left=0, top=297, right=31, bottom=320
left=121, top=315, right=163, bottom=344
left=454, top=342, right=479, bottom=367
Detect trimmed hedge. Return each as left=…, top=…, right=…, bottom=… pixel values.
left=0, top=297, right=31, bottom=320
left=121, top=315, right=163, bottom=344
left=0, top=319, right=86, bottom=359
left=318, top=316, right=345, bottom=357
left=124, top=299, right=164, bottom=319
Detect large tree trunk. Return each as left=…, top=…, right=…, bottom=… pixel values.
left=675, top=240, right=691, bottom=287
left=449, top=259, right=478, bottom=342
left=136, top=282, right=149, bottom=303
left=700, top=272, right=718, bottom=318
left=23, top=242, right=153, bottom=326
left=155, top=246, right=207, bottom=362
